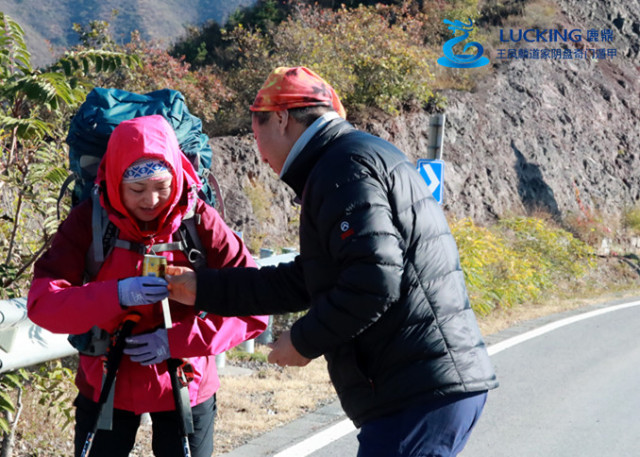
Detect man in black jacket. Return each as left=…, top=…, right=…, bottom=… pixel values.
left=168, top=66, right=498, bottom=456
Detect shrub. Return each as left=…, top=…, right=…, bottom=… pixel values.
left=243, top=178, right=274, bottom=254
left=563, top=210, right=612, bottom=248
left=88, top=32, right=233, bottom=125
left=1, top=13, right=139, bottom=297
left=499, top=216, right=596, bottom=279
left=69, top=20, right=233, bottom=125
left=623, top=205, right=640, bottom=235
left=214, top=3, right=438, bottom=133
left=276, top=4, right=436, bottom=114
left=452, top=218, right=543, bottom=315
left=451, top=216, right=596, bottom=315
left=418, top=0, right=482, bottom=44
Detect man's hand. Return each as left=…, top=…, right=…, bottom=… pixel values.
left=268, top=330, right=311, bottom=367
left=165, top=265, right=197, bottom=306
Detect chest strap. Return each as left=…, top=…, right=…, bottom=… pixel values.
left=111, top=239, right=188, bottom=255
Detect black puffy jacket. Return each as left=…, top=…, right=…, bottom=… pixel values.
left=196, top=118, right=498, bottom=426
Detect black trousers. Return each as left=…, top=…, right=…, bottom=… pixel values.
left=74, top=393, right=217, bottom=457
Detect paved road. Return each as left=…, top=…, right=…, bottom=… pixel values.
left=460, top=299, right=640, bottom=457
left=220, top=297, right=640, bottom=457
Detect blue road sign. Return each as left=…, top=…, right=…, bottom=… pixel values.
left=417, top=159, right=444, bottom=204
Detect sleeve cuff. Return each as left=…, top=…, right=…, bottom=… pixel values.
left=290, top=317, right=323, bottom=359
left=195, top=268, right=219, bottom=313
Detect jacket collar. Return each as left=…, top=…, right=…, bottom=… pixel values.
left=280, top=118, right=355, bottom=199
left=279, top=111, right=341, bottom=178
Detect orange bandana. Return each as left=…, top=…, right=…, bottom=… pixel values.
left=250, top=66, right=346, bottom=118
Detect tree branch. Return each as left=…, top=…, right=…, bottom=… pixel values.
left=2, top=235, right=53, bottom=290
left=0, top=386, right=22, bottom=457
left=5, top=190, right=23, bottom=266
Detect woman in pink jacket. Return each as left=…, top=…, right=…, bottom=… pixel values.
left=27, top=115, right=268, bottom=457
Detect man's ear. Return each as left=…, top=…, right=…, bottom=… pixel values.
left=274, top=110, right=289, bottom=135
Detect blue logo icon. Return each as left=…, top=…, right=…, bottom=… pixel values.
left=437, top=19, right=490, bottom=68
left=417, top=159, right=444, bottom=205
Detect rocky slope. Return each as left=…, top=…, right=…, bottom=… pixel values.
left=208, top=0, right=640, bottom=253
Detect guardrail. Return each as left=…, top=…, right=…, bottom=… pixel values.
left=0, top=250, right=298, bottom=374
left=0, top=297, right=76, bottom=373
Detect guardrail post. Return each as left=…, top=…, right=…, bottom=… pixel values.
left=255, top=248, right=277, bottom=346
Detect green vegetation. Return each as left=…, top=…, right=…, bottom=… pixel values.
left=226, top=347, right=269, bottom=364
left=65, top=19, right=232, bottom=125
left=0, top=13, right=137, bottom=452
left=31, top=361, right=75, bottom=430
left=452, top=217, right=596, bottom=316
left=0, top=369, right=28, bottom=435
left=172, top=0, right=485, bottom=134
left=623, top=205, right=640, bottom=235
left=0, top=13, right=140, bottom=299
left=243, top=179, right=274, bottom=254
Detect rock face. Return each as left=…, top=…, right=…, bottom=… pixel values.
left=208, top=0, right=640, bottom=251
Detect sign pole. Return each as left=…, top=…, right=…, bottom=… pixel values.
left=427, top=114, right=446, bottom=160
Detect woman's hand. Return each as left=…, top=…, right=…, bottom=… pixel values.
left=165, top=265, right=197, bottom=306
left=118, top=276, right=168, bottom=307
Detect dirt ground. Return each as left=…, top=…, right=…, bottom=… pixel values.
left=9, top=255, right=640, bottom=456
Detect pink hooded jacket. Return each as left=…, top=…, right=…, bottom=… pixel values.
left=28, top=115, right=268, bottom=413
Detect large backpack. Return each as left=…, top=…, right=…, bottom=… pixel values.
left=63, top=87, right=223, bottom=212
left=61, top=87, right=226, bottom=274
left=63, top=88, right=218, bottom=355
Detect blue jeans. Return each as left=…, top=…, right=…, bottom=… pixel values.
left=74, top=393, right=216, bottom=457
left=356, top=391, right=487, bottom=457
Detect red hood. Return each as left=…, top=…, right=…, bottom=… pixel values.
left=96, top=114, right=202, bottom=241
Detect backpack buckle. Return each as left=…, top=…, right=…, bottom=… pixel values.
left=187, top=248, right=204, bottom=265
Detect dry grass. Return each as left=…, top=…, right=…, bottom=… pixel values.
left=477, top=255, right=640, bottom=336
left=214, top=349, right=335, bottom=455
left=477, top=287, right=640, bottom=336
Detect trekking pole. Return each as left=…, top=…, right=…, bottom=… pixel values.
left=143, top=254, right=194, bottom=457
left=80, top=313, right=141, bottom=457
left=168, top=358, right=194, bottom=457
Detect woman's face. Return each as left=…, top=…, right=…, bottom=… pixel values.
left=121, top=176, right=173, bottom=223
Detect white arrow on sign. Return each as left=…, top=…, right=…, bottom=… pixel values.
left=421, top=163, right=441, bottom=195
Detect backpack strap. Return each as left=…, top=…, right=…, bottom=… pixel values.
left=200, top=168, right=226, bottom=221
left=113, top=239, right=146, bottom=254
left=148, top=192, right=206, bottom=268
left=180, top=190, right=207, bottom=271
left=178, top=216, right=207, bottom=271
left=85, top=187, right=146, bottom=281
left=91, top=187, right=107, bottom=263
left=150, top=240, right=188, bottom=254
left=85, top=187, right=112, bottom=281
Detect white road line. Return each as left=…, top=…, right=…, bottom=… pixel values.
left=273, top=419, right=356, bottom=457
left=274, top=299, right=640, bottom=457
left=487, top=300, right=640, bottom=356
